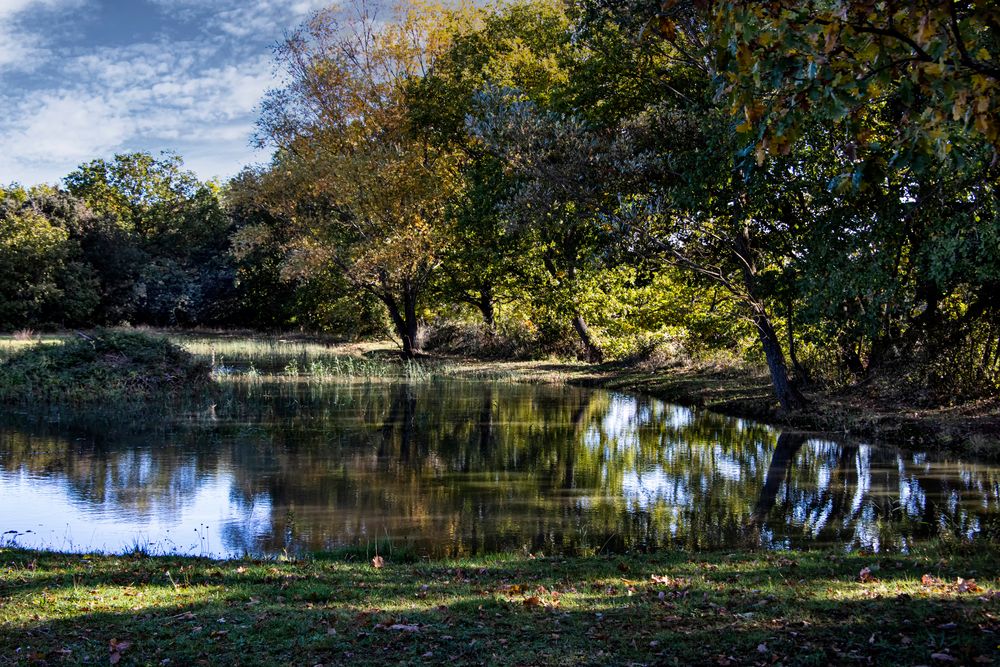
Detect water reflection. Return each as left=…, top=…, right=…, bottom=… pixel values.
left=0, top=380, right=997, bottom=557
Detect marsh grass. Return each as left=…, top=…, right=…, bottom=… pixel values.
left=167, top=333, right=500, bottom=384
left=1, top=545, right=996, bottom=666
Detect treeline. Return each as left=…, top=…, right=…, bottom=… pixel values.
left=0, top=153, right=384, bottom=335
left=3, top=0, right=999, bottom=409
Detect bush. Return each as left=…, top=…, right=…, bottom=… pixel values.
left=0, top=330, right=211, bottom=403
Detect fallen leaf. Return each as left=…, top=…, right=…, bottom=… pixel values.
left=387, top=624, right=419, bottom=632
left=931, top=653, right=958, bottom=663
left=371, top=555, right=384, bottom=569
left=523, top=596, right=542, bottom=608
left=859, top=567, right=877, bottom=583
left=109, top=639, right=132, bottom=665
left=956, top=578, right=980, bottom=593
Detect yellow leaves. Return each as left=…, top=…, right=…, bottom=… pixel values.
left=755, top=142, right=767, bottom=166
left=951, top=90, right=969, bottom=121
left=918, top=62, right=944, bottom=79
left=736, top=44, right=754, bottom=69
left=650, top=574, right=690, bottom=588
left=743, top=102, right=765, bottom=124
left=659, top=18, right=677, bottom=41
left=501, top=584, right=561, bottom=610
left=921, top=574, right=983, bottom=594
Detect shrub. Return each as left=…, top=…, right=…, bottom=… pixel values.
left=0, top=329, right=211, bottom=403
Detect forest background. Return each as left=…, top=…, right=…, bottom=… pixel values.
left=2, top=0, right=999, bottom=415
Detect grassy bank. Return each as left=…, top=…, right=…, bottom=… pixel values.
left=0, top=331, right=210, bottom=404
left=2, top=546, right=998, bottom=666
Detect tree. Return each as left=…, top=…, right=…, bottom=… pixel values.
left=63, top=152, right=234, bottom=326
left=0, top=201, right=99, bottom=329
left=471, top=91, right=634, bottom=362
left=253, top=1, right=472, bottom=357
left=405, top=0, right=575, bottom=332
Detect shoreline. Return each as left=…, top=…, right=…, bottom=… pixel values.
left=3, top=329, right=997, bottom=458
left=437, top=354, right=1000, bottom=459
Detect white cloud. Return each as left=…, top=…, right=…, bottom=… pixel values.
left=0, top=0, right=336, bottom=185
left=148, top=0, right=332, bottom=38
left=0, top=0, right=88, bottom=72
left=0, top=36, right=278, bottom=184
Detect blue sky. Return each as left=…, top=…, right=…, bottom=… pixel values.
left=0, top=0, right=332, bottom=186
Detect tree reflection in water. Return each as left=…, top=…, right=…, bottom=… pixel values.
left=0, top=380, right=997, bottom=557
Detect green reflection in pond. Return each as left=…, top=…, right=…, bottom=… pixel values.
left=1, top=379, right=998, bottom=557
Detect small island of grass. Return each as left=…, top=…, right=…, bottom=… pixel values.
left=0, top=330, right=211, bottom=404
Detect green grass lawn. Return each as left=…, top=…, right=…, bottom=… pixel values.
left=2, top=547, right=997, bottom=666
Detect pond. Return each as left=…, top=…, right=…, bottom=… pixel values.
left=1, top=379, right=998, bottom=558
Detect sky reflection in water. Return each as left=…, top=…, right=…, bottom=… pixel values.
left=0, top=380, right=997, bottom=558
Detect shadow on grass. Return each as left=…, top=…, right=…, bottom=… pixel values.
left=2, top=548, right=997, bottom=666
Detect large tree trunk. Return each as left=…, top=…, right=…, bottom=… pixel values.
left=402, top=285, right=420, bottom=358
left=540, top=256, right=603, bottom=364
left=734, top=228, right=807, bottom=412
left=753, top=304, right=807, bottom=411
left=382, top=289, right=421, bottom=359
left=572, top=311, right=604, bottom=363
left=479, top=284, right=496, bottom=329
left=750, top=432, right=807, bottom=524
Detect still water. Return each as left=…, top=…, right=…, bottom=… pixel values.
left=1, top=379, right=997, bottom=558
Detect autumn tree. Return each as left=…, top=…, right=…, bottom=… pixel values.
left=404, top=0, right=575, bottom=332
left=252, top=0, right=472, bottom=357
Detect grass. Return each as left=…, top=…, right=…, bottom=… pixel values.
left=0, top=330, right=211, bottom=404
left=1, top=545, right=997, bottom=666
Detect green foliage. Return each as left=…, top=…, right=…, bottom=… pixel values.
left=706, top=0, right=1000, bottom=168
left=0, top=330, right=211, bottom=403
left=0, top=206, right=99, bottom=329
left=61, top=152, right=236, bottom=326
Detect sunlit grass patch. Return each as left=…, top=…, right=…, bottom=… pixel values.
left=1, top=546, right=996, bottom=666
